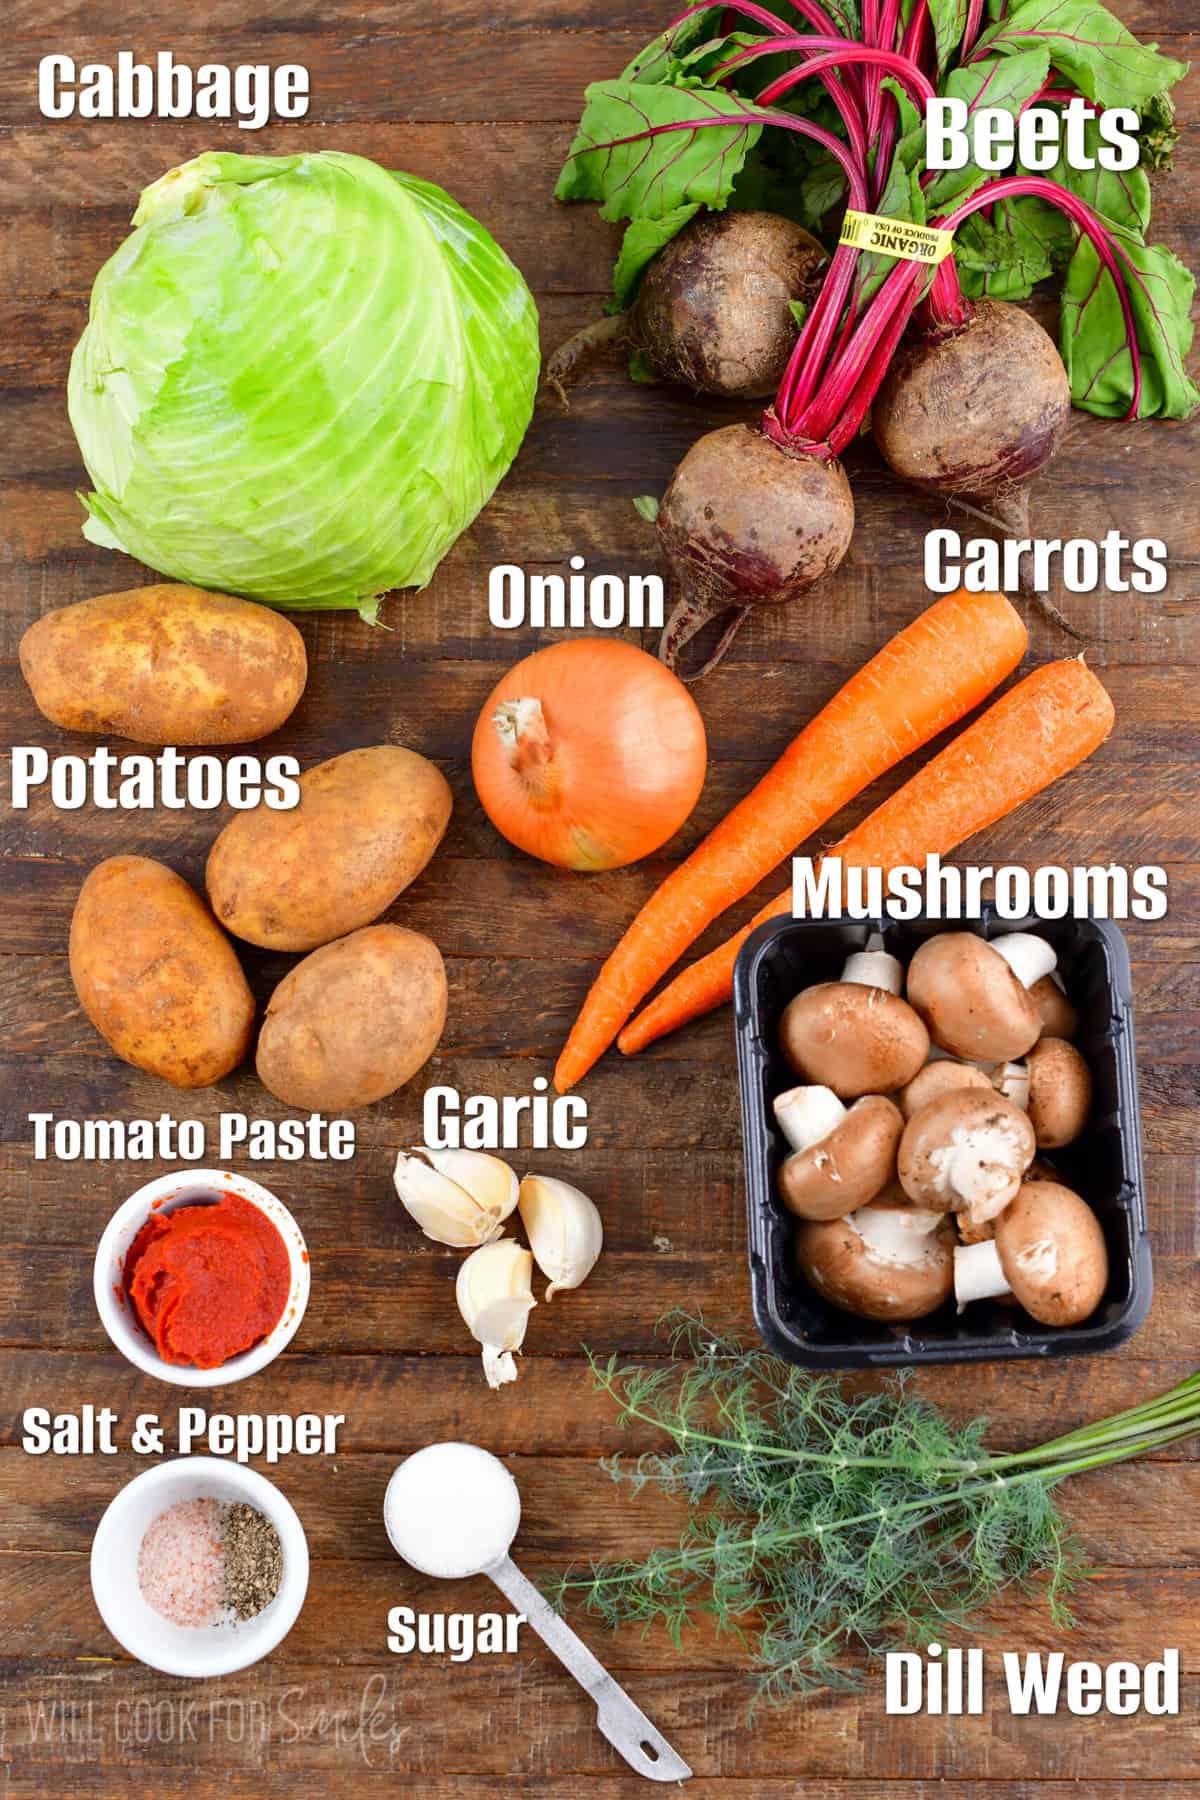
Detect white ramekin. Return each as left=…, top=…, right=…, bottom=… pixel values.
left=94, top=1170, right=310, bottom=1388
left=90, top=1456, right=309, bottom=1677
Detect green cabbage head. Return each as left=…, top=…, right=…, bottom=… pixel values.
left=68, top=151, right=540, bottom=619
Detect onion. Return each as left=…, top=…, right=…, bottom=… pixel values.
left=471, top=639, right=707, bottom=871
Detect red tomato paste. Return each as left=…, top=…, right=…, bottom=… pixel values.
left=123, top=1193, right=290, bottom=1369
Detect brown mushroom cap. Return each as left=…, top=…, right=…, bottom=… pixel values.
left=906, top=934, right=1042, bottom=1063
left=1026, top=1037, right=1092, bottom=1149
left=779, top=981, right=929, bottom=1099
left=777, top=1095, right=903, bottom=1221
left=898, top=1088, right=1036, bottom=1219
left=1030, top=974, right=1079, bottom=1041
left=795, top=1203, right=955, bottom=1321
left=995, top=1179, right=1108, bottom=1325
left=899, top=1058, right=992, bottom=1119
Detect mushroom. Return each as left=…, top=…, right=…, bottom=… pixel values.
left=899, top=1058, right=992, bottom=1120
left=839, top=931, right=903, bottom=995
left=1030, top=972, right=1078, bottom=1041
left=954, top=1179, right=1108, bottom=1325
left=1026, top=1037, right=1092, bottom=1148
left=905, top=932, right=1047, bottom=1062
left=795, top=1200, right=955, bottom=1321
left=989, top=1059, right=1031, bottom=1111
left=898, top=1088, right=1036, bottom=1231
left=779, top=982, right=929, bottom=1099
left=775, top=1091, right=903, bottom=1220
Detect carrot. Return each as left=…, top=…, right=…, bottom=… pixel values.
left=617, top=657, right=1115, bottom=1056
left=553, top=589, right=1028, bottom=1092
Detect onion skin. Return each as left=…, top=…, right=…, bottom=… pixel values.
left=471, top=639, right=707, bottom=871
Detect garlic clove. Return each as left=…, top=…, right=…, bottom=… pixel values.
left=518, top=1174, right=604, bottom=1300
left=393, top=1148, right=518, bottom=1248
left=455, top=1240, right=536, bottom=1388
left=421, top=1148, right=519, bottom=1229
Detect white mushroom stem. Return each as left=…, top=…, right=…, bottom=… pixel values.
left=954, top=1239, right=1012, bottom=1311
left=773, top=1085, right=847, bottom=1153
left=847, top=1205, right=945, bottom=1267
left=992, top=933, right=1057, bottom=990
left=841, top=933, right=903, bottom=995
left=992, top=1060, right=1031, bottom=1110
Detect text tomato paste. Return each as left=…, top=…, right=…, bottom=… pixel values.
left=123, top=1193, right=290, bottom=1369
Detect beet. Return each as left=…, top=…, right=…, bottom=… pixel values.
left=871, top=301, right=1072, bottom=536
left=632, top=211, right=826, bottom=399
left=656, top=422, right=855, bottom=676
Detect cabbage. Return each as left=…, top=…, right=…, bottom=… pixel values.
left=68, top=151, right=540, bottom=618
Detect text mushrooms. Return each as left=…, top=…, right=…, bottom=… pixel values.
left=899, top=1058, right=992, bottom=1119
left=954, top=1179, right=1108, bottom=1325
left=796, top=1201, right=955, bottom=1321
left=898, top=1088, right=1036, bottom=1232
left=905, top=932, right=1053, bottom=1062
left=1026, top=1037, right=1092, bottom=1148
left=774, top=1088, right=903, bottom=1220
left=779, top=981, right=929, bottom=1099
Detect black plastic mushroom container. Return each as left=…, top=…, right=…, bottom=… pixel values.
left=733, top=910, right=1152, bottom=1367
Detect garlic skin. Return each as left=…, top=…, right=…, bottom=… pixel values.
left=393, top=1148, right=519, bottom=1248
left=518, top=1174, right=603, bottom=1299
left=456, top=1239, right=536, bottom=1388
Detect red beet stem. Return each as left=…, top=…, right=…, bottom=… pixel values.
left=661, top=0, right=841, bottom=47
left=932, top=174, right=1144, bottom=417
left=755, top=42, right=936, bottom=110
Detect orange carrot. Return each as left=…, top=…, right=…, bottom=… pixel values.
left=553, top=589, right=1028, bottom=1092
left=617, top=657, right=1115, bottom=1056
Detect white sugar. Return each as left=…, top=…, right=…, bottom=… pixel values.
left=384, top=1443, right=520, bottom=1578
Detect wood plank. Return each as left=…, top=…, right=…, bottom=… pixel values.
left=0, top=1246, right=1197, bottom=1356
left=0, top=1348, right=1197, bottom=1458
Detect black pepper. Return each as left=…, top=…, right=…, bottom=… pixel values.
left=221, top=1501, right=283, bottom=1622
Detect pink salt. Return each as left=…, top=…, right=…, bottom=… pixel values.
left=137, top=1497, right=226, bottom=1628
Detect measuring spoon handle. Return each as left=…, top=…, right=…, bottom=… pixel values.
left=487, top=1554, right=691, bottom=1784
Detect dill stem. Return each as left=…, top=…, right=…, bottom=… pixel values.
left=562, top=1413, right=1200, bottom=1600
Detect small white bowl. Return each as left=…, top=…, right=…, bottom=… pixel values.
left=94, top=1170, right=310, bottom=1388
left=91, top=1457, right=309, bottom=1677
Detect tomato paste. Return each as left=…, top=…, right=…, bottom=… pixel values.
left=124, top=1193, right=290, bottom=1369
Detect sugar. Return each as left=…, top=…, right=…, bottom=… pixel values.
left=385, top=1443, right=520, bottom=1577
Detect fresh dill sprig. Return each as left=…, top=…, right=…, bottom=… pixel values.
left=551, top=1315, right=1200, bottom=1706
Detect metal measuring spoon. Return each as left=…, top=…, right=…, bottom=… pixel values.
left=384, top=1443, right=692, bottom=1784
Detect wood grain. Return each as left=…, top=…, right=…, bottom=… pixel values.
left=1, top=0, right=1198, bottom=1792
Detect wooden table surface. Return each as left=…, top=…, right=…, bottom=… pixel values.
left=1, top=0, right=1198, bottom=1793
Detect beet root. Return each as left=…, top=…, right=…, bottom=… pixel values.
left=656, top=422, right=855, bottom=677
left=871, top=300, right=1071, bottom=536
left=632, top=211, right=827, bottom=400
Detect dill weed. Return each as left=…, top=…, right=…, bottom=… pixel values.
left=550, top=1315, right=1200, bottom=1706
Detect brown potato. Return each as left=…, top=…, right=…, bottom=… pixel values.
left=19, top=584, right=306, bottom=745
left=69, top=856, right=254, bottom=1088
left=256, top=924, right=447, bottom=1111
left=207, top=746, right=452, bottom=951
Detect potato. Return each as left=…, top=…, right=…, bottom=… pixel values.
left=256, top=925, right=447, bottom=1110
left=19, top=584, right=307, bottom=745
left=70, top=856, right=254, bottom=1088
left=207, top=746, right=452, bottom=950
